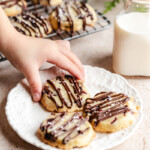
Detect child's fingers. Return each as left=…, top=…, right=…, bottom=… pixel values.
left=23, top=65, right=42, bottom=102
left=59, top=50, right=84, bottom=77
left=47, top=52, right=84, bottom=81
left=55, top=40, right=71, bottom=51
left=55, top=40, right=84, bottom=77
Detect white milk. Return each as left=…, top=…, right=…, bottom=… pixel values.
left=113, top=12, right=150, bottom=76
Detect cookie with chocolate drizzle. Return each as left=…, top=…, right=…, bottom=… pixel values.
left=0, top=0, right=27, bottom=17
left=38, top=112, right=95, bottom=149
left=49, top=0, right=97, bottom=33
left=41, top=75, right=90, bottom=112
left=32, top=0, right=62, bottom=6
left=11, top=12, right=52, bottom=37
left=84, top=92, right=138, bottom=133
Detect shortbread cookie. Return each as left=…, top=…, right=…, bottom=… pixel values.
left=0, top=0, right=27, bottom=17
left=84, top=92, right=138, bottom=133
left=49, top=0, right=97, bottom=33
left=11, top=12, right=52, bottom=37
left=41, top=75, right=90, bottom=112
left=32, top=0, right=62, bottom=6
left=38, top=112, right=95, bottom=149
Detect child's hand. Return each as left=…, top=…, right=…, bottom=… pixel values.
left=2, top=31, right=84, bottom=102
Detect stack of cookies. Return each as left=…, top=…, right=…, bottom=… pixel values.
left=0, top=0, right=62, bottom=17
left=11, top=12, right=52, bottom=38
left=0, top=0, right=98, bottom=37
left=49, top=0, right=97, bottom=33
left=38, top=75, right=139, bottom=149
left=0, top=0, right=27, bottom=17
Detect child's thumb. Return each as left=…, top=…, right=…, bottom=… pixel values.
left=24, top=66, right=42, bottom=102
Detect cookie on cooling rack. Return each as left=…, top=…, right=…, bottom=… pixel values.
left=38, top=112, right=95, bottom=149
left=11, top=12, right=52, bottom=37
left=41, top=75, right=90, bottom=112
left=0, top=0, right=27, bottom=17
left=84, top=91, right=138, bottom=133
left=49, top=0, right=97, bottom=33
left=32, top=0, right=62, bottom=6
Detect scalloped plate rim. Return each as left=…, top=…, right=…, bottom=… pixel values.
left=5, top=65, right=143, bottom=150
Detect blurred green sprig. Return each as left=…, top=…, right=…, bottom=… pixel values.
left=103, top=0, right=120, bottom=14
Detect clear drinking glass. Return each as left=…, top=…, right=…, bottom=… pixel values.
left=113, top=0, right=150, bottom=76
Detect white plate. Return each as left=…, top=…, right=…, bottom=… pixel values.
left=5, top=65, right=143, bottom=150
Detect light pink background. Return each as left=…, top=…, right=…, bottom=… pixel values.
left=0, top=0, right=149, bottom=150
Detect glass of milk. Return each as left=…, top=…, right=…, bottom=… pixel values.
left=113, top=0, right=150, bottom=76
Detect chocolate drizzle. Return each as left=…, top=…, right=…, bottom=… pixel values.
left=43, top=75, right=83, bottom=109
left=54, top=0, right=94, bottom=33
left=0, top=0, right=25, bottom=9
left=40, top=112, right=90, bottom=144
left=65, top=2, right=74, bottom=33
left=36, top=0, right=53, bottom=6
left=12, top=12, right=50, bottom=37
left=84, top=92, right=131, bottom=126
left=111, top=117, right=117, bottom=124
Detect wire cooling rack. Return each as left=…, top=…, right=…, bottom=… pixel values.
left=0, top=1, right=111, bottom=62
left=0, top=54, right=7, bottom=62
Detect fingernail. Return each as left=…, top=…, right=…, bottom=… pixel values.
left=80, top=66, right=84, bottom=76
left=80, top=74, right=85, bottom=83
left=82, top=77, right=85, bottom=83
left=33, top=92, right=41, bottom=102
left=82, top=68, right=85, bottom=77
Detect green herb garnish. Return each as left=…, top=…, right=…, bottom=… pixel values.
left=103, top=0, right=120, bottom=14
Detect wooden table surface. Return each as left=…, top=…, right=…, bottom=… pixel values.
left=0, top=0, right=149, bottom=150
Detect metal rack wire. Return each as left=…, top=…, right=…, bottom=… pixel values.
left=0, top=1, right=111, bottom=62
left=46, top=10, right=111, bottom=41
left=0, top=53, right=7, bottom=62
